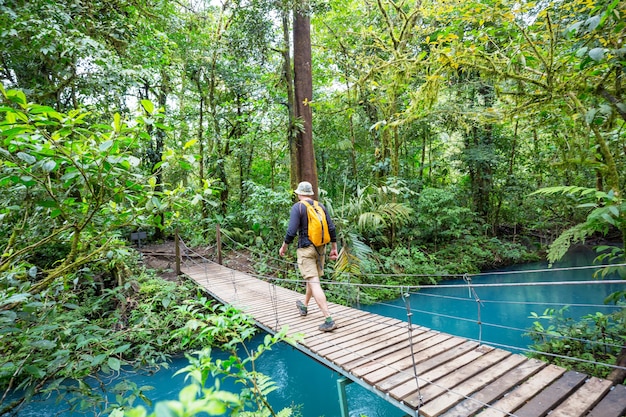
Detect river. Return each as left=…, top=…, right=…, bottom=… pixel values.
left=9, top=246, right=625, bottom=417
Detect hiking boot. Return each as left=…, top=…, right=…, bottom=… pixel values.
left=296, top=300, right=308, bottom=316
left=319, top=319, right=337, bottom=332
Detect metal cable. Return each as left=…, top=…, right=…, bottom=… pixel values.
left=401, top=288, right=423, bottom=413
left=175, top=238, right=626, bottom=372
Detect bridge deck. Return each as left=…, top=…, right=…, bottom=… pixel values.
left=182, top=261, right=626, bottom=417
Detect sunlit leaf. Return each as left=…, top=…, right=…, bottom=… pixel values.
left=108, top=357, right=121, bottom=371
left=588, top=47, right=605, bottom=61
left=17, top=152, right=36, bottom=164
left=141, top=100, right=154, bottom=114
left=41, top=160, right=56, bottom=172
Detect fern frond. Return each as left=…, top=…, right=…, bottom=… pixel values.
left=378, top=202, right=413, bottom=224
left=530, top=185, right=607, bottom=200
left=248, top=372, right=278, bottom=397
left=357, top=211, right=386, bottom=231
left=547, top=223, right=597, bottom=265
left=333, top=234, right=372, bottom=278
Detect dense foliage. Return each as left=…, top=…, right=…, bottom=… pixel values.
left=0, top=257, right=220, bottom=414
left=526, top=307, right=625, bottom=379
left=1, top=0, right=625, bottom=413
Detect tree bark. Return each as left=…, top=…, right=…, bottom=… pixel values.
left=281, top=10, right=299, bottom=192
left=293, top=9, right=318, bottom=198
left=607, top=344, right=626, bottom=384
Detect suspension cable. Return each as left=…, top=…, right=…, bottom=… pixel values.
left=176, top=238, right=626, bottom=373
left=464, top=274, right=485, bottom=345
left=401, top=287, right=423, bottom=414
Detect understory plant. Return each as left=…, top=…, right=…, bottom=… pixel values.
left=0, top=260, right=223, bottom=416
left=525, top=306, right=626, bottom=379
left=120, top=327, right=301, bottom=417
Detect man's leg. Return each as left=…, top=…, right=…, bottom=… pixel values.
left=306, top=276, right=331, bottom=318
left=295, top=245, right=336, bottom=331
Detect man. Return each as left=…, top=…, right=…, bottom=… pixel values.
left=279, top=181, right=338, bottom=332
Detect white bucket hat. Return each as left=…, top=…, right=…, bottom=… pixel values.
left=294, top=181, right=315, bottom=196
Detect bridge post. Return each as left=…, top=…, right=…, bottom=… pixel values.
left=175, top=228, right=181, bottom=275
left=216, top=223, right=222, bottom=265
left=337, top=377, right=352, bottom=417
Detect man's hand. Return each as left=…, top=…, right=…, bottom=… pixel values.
left=279, top=242, right=288, bottom=257
left=329, top=243, right=338, bottom=260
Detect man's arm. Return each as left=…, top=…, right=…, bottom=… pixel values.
left=279, top=203, right=300, bottom=256
left=322, top=203, right=338, bottom=260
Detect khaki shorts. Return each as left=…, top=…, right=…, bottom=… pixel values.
left=296, top=245, right=325, bottom=280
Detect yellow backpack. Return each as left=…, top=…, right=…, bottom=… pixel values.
left=300, top=200, right=331, bottom=247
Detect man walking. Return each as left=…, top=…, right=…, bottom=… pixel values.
left=279, top=181, right=338, bottom=332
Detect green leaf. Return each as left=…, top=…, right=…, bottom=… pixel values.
left=584, top=15, right=601, bottom=31
left=99, top=140, right=114, bottom=152
left=601, top=212, right=615, bottom=225
left=24, top=365, right=46, bottom=378
left=108, top=357, right=121, bottom=371
left=113, top=113, right=122, bottom=132
left=28, top=266, right=38, bottom=278
left=588, top=47, right=605, bottom=61
left=29, top=340, right=57, bottom=350
left=17, top=152, right=36, bottom=164
left=113, top=344, right=132, bottom=354
left=41, top=160, right=57, bottom=172
left=92, top=354, right=107, bottom=366
left=109, top=409, right=126, bottom=417
left=37, top=200, right=57, bottom=208
left=0, top=293, right=30, bottom=305
left=141, top=100, right=154, bottom=114
left=183, top=139, right=197, bottom=149
left=179, top=384, right=198, bottom=404
left=154, top=402, right=179, bottom=417
left=7, top=89, right=27, bottom=105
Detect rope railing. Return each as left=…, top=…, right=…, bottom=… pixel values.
left=175, top=233, right=626, bottom=414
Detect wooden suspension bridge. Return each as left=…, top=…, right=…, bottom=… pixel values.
left=180, top=259, right=626, bottom=417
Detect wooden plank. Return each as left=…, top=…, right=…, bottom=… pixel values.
left=390, top=345, right=501, bottom=406
left=513, top=371, right=587, bottom=417
left=548, top=377, right=614, bottom=417
left=418, top=352, right=528, bottom=417
left=313, top=319, right=404, bottom=354
left=338, top=328, right=436, bottom=368
left=587, top=384, right=626, bottom=417
left=377, top=341, right=479, bottom=393
left=307, top=316, right=399, bottom=350
left=476, top=364, right=566, bottom=417
left=354, top=333, right=456, bottom=378
left=316, top=322, right=408, bottom=358
left=326, top=326, right=408, bottom=361
left=303, top=313, right=385, bottom=346
left=411, top=348, right=511, bottom=412
left=440, top=358, right=546, bottom=417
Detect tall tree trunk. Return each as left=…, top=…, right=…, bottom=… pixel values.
left=282, top=11, right=299, bottom=192
left=196, top=81, right=209, bottom=238
left=140, top=79, right=166, bottom=240
left=153, top=73, right=167, bottom=241
left=293, top=8, right=318, bottom=198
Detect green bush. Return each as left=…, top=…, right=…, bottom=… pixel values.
left=525, top=307, right=625, bottom=379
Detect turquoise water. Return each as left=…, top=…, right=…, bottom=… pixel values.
left=360, top=245, right=624, bottom=354
left=7, top=246, right=625, bottom=417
